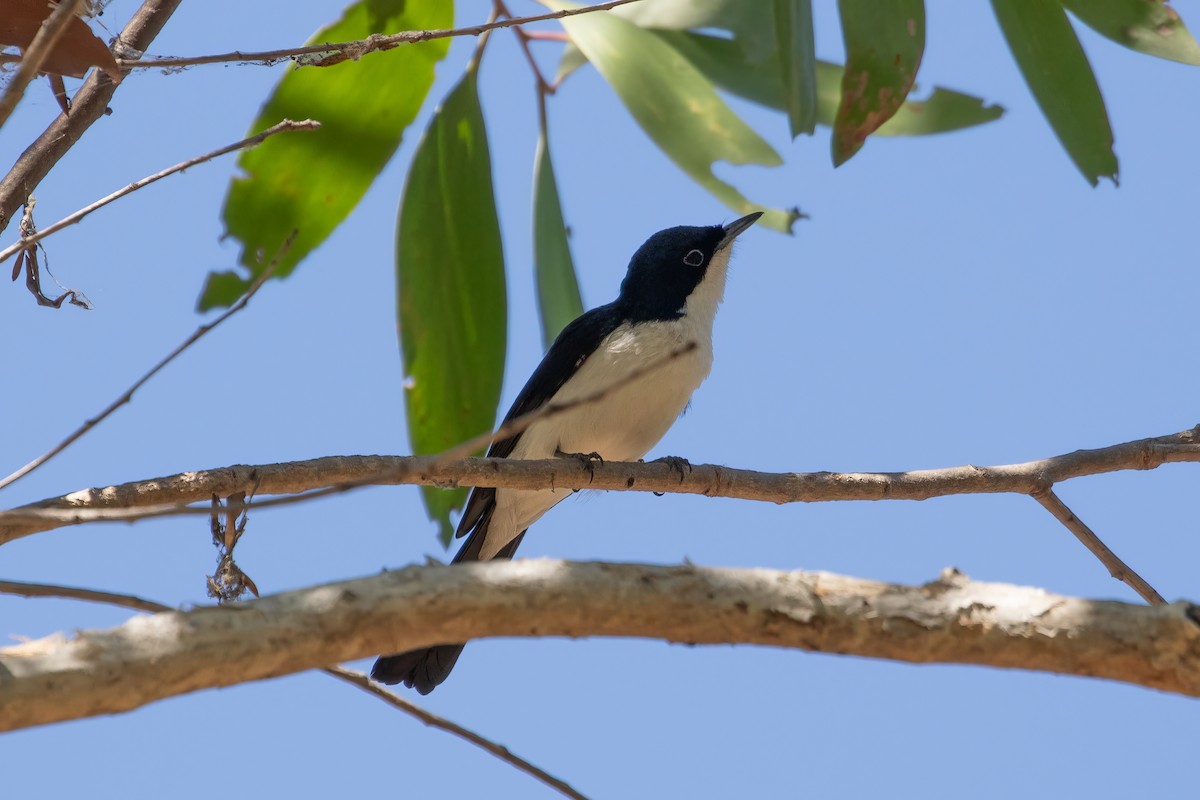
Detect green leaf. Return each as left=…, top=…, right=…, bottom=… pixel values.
left=556, top=2, right=775, bottom=104
left=992, top=0, right=1118, bottom=186
left=658, top=31, right=1002, bottom=137
left=553, top=2, right=800, bottom=233
left=653, top=30, right=813, bottom=110
left=587, top=0, right=778, bottom=73
left=557, top=13, right=796, bottom=233
left=198, top=270, right=253, bottom=307
left=533, top=131, right=584, bottom=350
left=199, top=0, right=452, bottom=311
left=878, top=84, right=1005, bottom=136
left=1062, top=0, right=1200, bottom=65
left=556, top=0, right=773, bottom=92
left=833, top=0, right=926, bottom=165
left=614, top=0, right=757, bottom=30
left=774, top=0, right=817, bottom=138
left=397, top=66, right=507, bottom=546
left=555, top=41, right=588, bottom=84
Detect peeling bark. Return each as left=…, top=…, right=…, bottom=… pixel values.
left=2, top=562, right=1198, bottom=732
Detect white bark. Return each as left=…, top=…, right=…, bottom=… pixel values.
left=2, top=561, right=1198, bottom=732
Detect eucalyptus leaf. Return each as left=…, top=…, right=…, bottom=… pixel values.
left=554, top=2, right=799, bottom=232
left=1062, top=0, right=1200, bottom=66
left=878, top=85, right=1004, bottom=136
left=200, top=0, right=451, bottom=311
left=555, top=41, right=588, bottom=84
left=533, top=131, right=584, bottom=350
left=775, top=0, right=817, bottom=138
left=833, top=0, right=926, bottom=165
left=397, top=67, right=507, bottom=545
left=558, top=2, right=775, bottom=90
left=658, top=31, right=1002, bottom=137
left=612, top=0, right=754, bottom=31
left=992, top=0, right=1118, bottom=186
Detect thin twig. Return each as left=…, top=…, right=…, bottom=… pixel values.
left=523, top=30, right=571, bottom=42
left=469, top=2, right=504, bottom=71
left=324, top=667, right=591, bottom=800
left=1031, top=487, right=1166, bottom=605
left=3, top=427, right=1199, bottom=545
left=0, top=232, right=297, bottom=492
left=96, top=0, right=640, bottom=70
left=0, top=120, right=319, bottom=266
left=0, top=0, right=88, bottom=129
left=10, top=197, right=92, bottom=308
left=0, top=0, right=185, bottom=235
left=496, top=0, right=556, bottom=95
left=0, top=579, right=169, bottom=613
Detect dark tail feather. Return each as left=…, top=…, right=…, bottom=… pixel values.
left=371, top=644, right=465, bottom=695
left=370, top=529, right=526, bottom=693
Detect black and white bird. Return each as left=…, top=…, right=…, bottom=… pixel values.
left=372, top=211, right=762, bottom=693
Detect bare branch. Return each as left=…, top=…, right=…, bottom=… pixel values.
left=324, top=667, right=591, bottom=800
left=0, top=233, right=296, bottom=492
left=2, top=561, right=1198, bottom=731
left=0, top=119, right=319, bottom=266
left=0, top=579, right=168, bottom=614
left=2, top=427, right=1197, bottom=546
left=1032, top=488, right=1166, bottom=605
left=0, top=0, right=184, bottom=235
left=100, top=0, right=641, bottom=70
left=0, top=0, right=88, bottom=129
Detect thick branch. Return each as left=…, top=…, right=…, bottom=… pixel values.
left=0, top=582, right=585, bottom=798
left=2, top=427, right=1198, bottom=545
left=0, top=0, right=88, bottom=129
left=1, top=561, right=1197, bottom=731
left=0, top=0, right=183, bottom=234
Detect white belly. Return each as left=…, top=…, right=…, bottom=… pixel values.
left=479, top=318, right=713, bottom=558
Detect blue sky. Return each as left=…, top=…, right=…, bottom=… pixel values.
left=3, top=2, right=1199, bottom=798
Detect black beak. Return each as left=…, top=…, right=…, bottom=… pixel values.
left=717, top=211, right=763, bottom=250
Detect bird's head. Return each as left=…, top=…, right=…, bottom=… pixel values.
left=617, top=212, right=762, bottom=323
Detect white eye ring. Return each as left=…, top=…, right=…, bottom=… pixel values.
left=683, top=249, right=704, bottom=267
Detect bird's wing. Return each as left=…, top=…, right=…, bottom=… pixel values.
left=454, top=304, right=621, bottom=541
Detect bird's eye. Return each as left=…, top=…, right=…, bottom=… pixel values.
left=683, top=249, right=704, bottom=267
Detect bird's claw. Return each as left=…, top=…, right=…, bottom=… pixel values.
left=653, top=455, right=693, bottom=482
left=557, top=449, right=604, bottom=484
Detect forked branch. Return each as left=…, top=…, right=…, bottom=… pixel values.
left=5, top=427, right=1197, bottom=541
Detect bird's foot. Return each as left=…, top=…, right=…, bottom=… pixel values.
left=650, top=455, right=692, bottom=496
left=653, top=455, right=693, bottom=481
left=556, top=449, right=604, bottom=486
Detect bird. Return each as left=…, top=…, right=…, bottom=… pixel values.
left=372, top=211, right=763, bottom=693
